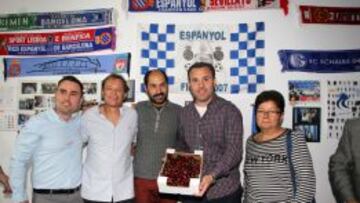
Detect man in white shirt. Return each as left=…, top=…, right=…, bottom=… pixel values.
left=81, top=74, right=138, bottom=203
left=10, top=76, right=84, bottom=203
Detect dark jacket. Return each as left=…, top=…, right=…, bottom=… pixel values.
left=329, top=118, right=360, bottom=202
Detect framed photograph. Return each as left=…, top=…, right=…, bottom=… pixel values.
left=19, top=98, right=35, bottom=110
left=293, top=107, right=321, bottom=142
left=21, top=83, right=37, bottom=94
left=125, top=80, right=135, bottom=102
left=289, top=80, right=320, bottom=105
left=41, top=83, right=57, bottom=94
left=18, top=113, right=32, bottom=126
left=83, top=82, right=97, bottom=95
left=34, top=96, right=47, bottom=108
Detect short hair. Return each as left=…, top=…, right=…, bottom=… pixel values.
left=254, top=90, right=285, bottom=113
left=57, top=75, right=83, bottom=96
left=101, top=74, right=129, bottom=93
left=144, top=69, right=168, bottom=87
left=187, top=62, right=216, bottom=80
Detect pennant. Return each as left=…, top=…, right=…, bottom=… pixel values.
left=0, top=8, right=113, bottom=31
left=129, top=0, right=204, bottom=12
left=4, top=53, right=129, bottom=78
left=300, top=5, right=360, bottom=25
left=0, top=27, right=115, bottom=55
left=279, top=49, right=360, bottom=73
left=138, top=22, right=266, bottom=94
left=205, top=0, right=289, bottom=15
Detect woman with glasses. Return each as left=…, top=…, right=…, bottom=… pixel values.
left=243, top=90, right=315, bottom=203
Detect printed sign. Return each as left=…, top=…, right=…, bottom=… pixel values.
left=279, top=49, right=360, bottom=73
left=300, top=5, right=360, bottom=25
left=4, top=53, right=130, bottom=78
left=129, top=0, right=204, bottom=12
left=0, top=8, right=113, bottom=31
left=139, top=22, right=265, bottom=94
left=327, top=80, right=360, bottom=139
left=0, top=27, right=115, bottom=55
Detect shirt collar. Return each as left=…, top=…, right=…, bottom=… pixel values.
left=145, top=100, right=169, bottom=110
left=50, top=108, right=80, bottom=123
left=97, top=104, right=125, bottom=116
left=191, top=94, right=220, bottom=110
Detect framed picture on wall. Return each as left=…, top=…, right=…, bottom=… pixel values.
left=288, top=80, right=320, bottom=106
left=292, top=107, right=321, bottom=142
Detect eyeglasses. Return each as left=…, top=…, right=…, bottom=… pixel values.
left=256, top=110, right=281, bottom=116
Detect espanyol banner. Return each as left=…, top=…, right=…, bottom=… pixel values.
left=0, top=8, right=113, bottom=31
left=129, top=0, right=204, bottom=12
left=0, top=27, right=115, bottom=55
left=300, top=5, right=360, bottom=25
left=205, top=0, right=289, bottom=14
left=139, top=22, right=265, bottom=94
left=4, top=53, right=130, bottom=78
left=279, top=50, right=360, bottom=73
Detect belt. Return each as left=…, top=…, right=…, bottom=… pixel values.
left=33, top=185, right=80, bottom=194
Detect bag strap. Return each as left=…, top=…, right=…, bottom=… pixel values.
left=286, top=130, right=297, bottom=197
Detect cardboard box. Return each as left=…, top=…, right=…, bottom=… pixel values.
left=157, top=148, right=203, bottom=195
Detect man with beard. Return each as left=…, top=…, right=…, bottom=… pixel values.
left=134, top=69, right=181, bottom=203
left=10, top=76, right=83, bottom=203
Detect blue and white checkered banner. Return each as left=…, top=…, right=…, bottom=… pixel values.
left=138, top=22, right=265, bottom=94
left=4, top=53, right=130, bottom=78
left=279, top=49, right=360, bottom=73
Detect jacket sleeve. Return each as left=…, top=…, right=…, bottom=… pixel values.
left=329, top=120, right=356, bottom=202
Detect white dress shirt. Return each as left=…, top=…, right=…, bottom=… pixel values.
left=81, top=105, right=138, bottom=201
left=10, top=109, right=82, bottom=202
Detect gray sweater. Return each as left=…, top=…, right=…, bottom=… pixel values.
left=134, top=101, right=182, bottom=179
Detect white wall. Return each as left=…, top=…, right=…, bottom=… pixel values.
left=1, top=0, right=360, bottom=202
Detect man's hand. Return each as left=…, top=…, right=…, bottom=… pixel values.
left=0, top=169, right=12, bottom=194
left=195, top=174, right=215, bottom=197
left=131, top=143, right=136, bottom=156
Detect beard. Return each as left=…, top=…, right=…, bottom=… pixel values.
left=149, top=92, right=168, bottom=106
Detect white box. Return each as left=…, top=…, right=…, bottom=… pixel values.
left=157, top=148, right=203, bottom=195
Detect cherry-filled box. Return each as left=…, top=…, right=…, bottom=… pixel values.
left=157, top=148, right=203, bottom=195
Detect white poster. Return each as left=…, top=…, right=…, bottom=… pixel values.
left=139, top=22, right=265, bottom=94
left=327, top=80, right=360, bottom=138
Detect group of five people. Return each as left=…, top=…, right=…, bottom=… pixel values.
left=0, top=62, right=359, bottom=203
